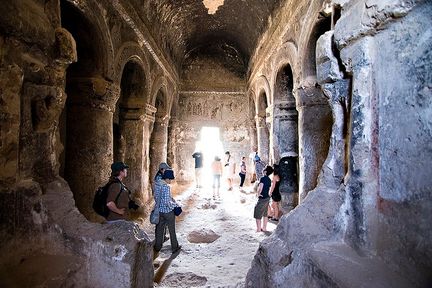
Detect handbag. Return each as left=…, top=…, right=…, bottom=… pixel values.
left=173, top=206, right=182, bottom=216
left=150, top=207, right=159, bottom=224
left=150, top=188, right=163, bottom=225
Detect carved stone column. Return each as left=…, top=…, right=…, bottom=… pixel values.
left=279, top=155, right=298, bottom=214
left=64, top=77, right=120, bottom=220
left=266, top=105, right=275, bottom=164
left=142, top=104, right=156, bottom=201
left=318, top=81, right=349, bottom=188
left=149, top=115, right=170, bottom=189
left=119, top=100, right=147, bottom=203
left=272, top=100, right=298, bottom=163
left=249, top=121, right=257, bottom=151
left=255, top=115, right=269, bottom=163
left=296, top=86, right=332, bottom=202
left=0, top=65, right=23, bottom=186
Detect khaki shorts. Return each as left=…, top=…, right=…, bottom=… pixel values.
left=254, top=197, right=270, bottom=219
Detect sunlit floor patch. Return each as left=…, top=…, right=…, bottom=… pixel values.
left=154, top=182, right=277, bottom=287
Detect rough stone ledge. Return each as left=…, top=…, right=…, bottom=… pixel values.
left=0, top=178, right=154, bottom=288
left=308, top=240, right=415, bottom=288
left=42, top=178, right=154, bottom=288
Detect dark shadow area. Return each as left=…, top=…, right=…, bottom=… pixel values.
left=153, top=249, right=182, bottom=284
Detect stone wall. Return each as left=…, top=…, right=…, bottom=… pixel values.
left=172, top=92, right=252, bottom=183
left=171, top=50, right=251, bottom=183
left=245, top=0, right=432, bottom=287
left=0, top=0, right=179, bottom=286
left=336, top=0, right=432, bottom=283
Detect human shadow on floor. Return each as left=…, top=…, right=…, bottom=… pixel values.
left=153, top=249, right=181, bottom=284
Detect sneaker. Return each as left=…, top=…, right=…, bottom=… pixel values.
left=172, top=245, right=182, bottom=254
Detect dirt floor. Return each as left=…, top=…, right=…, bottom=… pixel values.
left=151, top=181, right=279, bottom=288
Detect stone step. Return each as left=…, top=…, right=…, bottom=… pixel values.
left=309, top=241, right=414, bottom=288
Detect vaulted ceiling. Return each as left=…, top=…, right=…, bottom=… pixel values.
left=130, top=0, right=283, bottom=75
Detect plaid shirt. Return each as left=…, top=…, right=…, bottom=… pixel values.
left=154, top=181, right=176, bottom=213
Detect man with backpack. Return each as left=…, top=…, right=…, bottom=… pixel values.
left=106, top=161, right=133, bottom=222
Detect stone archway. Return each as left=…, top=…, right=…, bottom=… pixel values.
left=273, top=64, right=299, bottom=213
left=60, top=0, right=117, bottom=220
left=248, top=91, right=258, bottom=152
left=297, top=16, right=333, bottom=202
left=273, top=64, right=298, bottom=161
left=149, top=88, right=169, bottom=189
left=114, top=59, right=148, bottom=202
left=256, top=90, right=270, bottom=164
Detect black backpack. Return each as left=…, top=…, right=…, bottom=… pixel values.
left=93, top=179, right=122, bottom=218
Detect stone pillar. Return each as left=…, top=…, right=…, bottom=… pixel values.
left=149, top=115, right=170, bottom=188
left=266, top=104, right=277, bottom=165
left=317, top=81, right=349, bottom=189
left=65, top=77, right=119, bottom=220
left=296, top=86, right=332, bottom=202
left=272, top=101, right=299, bottom=163
left=271, top=97, right=300, bottom=211
left=248, top=115, right=258, bottom=152
left=279, top=156, right=298, bottom=214
left=120, top=101, right=147, bottom=203
left=315, top=30, right=347, bottom=191
left=143, top=104, right=156, bottom=200
left=0, top=65, right=23, bottom=186
left=255, top=115, right=269, bottom=163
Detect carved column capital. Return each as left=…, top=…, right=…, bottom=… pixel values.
left=255, top=115, right=267, bottom=127
left=273, top=101, right=298, bottom=120
left=143, top=104, right=156, bottom=123
left=66, top=77, right=120, bottom=112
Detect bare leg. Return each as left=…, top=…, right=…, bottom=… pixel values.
left=255, top=219, right=261, bottom=232
left=262, top=217, right=268, bottom=232
left=274, top=202, right=280, bottom=220
left=267, top=205, right=273, bottom=219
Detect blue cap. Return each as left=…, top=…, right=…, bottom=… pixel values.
left=162, top=169, right=175, bottom=180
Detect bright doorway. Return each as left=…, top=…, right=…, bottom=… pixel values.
left=195, top=127, right=225, bottom=186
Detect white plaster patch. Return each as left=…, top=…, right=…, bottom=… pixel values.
left=203, top=0, right=224, bottom=14
left=31, top=203, right=48, bottom=225
left=113, top=245, right=128, bottom=261
left=31, top=209, right=44, bottom=225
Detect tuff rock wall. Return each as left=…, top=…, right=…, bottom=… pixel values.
left=245, top=0, right=432, bottom=287
left=0, top=0, right=179, bottom=286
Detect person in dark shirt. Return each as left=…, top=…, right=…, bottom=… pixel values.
left=106, top=162, right=136, bottom=222
left=253, top=165, right=274, bottom=232
left=192, top=150, right=203, bottom=188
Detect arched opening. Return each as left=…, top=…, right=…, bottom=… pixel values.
left=113, top=60, right=147, bottom=202
left=303, top=16, right=331, bottom=79
left=257, top=91, right=270, bottom=163
left=297, top=16, right=333, bottom=202
left=59, top=0, right=110, bottom=219
left=273, top=64, right=299, bottom=212
left=114, top=60, right=147, bottom=162
left=273, top=64, right=296, bottom=162
left=249, top=95, right=258, bottom=152
left=149, top=89, right=168, bottom=188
